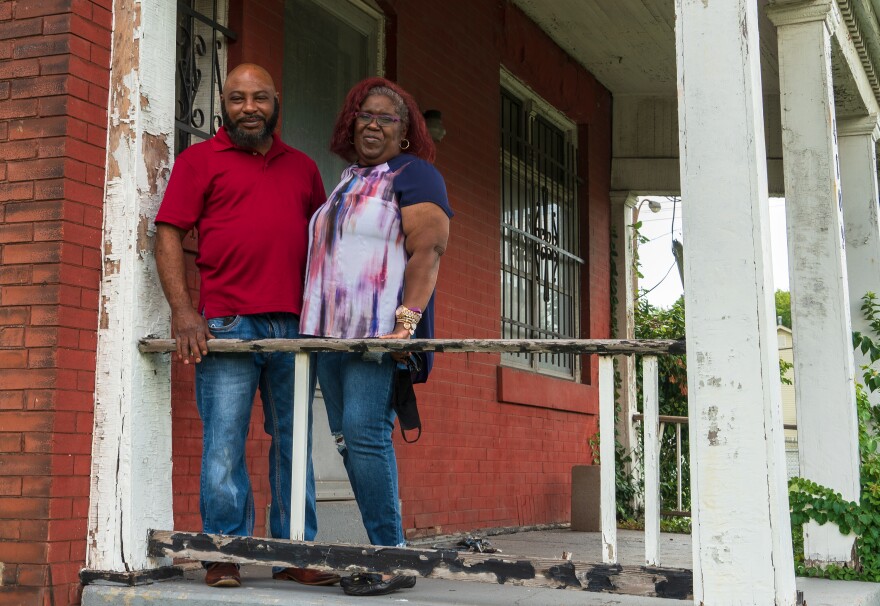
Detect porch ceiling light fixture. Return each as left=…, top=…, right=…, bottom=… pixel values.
left=423, top=109, right=446, bottom=142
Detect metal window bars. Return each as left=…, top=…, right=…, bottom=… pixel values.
left=500, top=89, right=582, bottom=378
left=175, top=0, right=237, bottom=156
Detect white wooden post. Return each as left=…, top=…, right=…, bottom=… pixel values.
left=769, top=0, right=860, bottom=566
left=610, top=192, right=641, bottom=513
left=598, top=355, right=617, bottom=564
left=675, top=0, right=796, bottom=604
left=839, top=115, right=880, bottom=407
left=87, top=0, right=177, bottom=572
left=290, top=352, right=311, bottom=540
left=642, top=356, right=660, bottom=566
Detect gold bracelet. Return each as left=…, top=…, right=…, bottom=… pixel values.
left=395, top=305, right=423, bottom=336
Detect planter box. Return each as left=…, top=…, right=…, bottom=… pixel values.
left=571, top=465, right=601, bottom=532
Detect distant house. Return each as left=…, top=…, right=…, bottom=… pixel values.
left=778, top=325, right=798, bottom=479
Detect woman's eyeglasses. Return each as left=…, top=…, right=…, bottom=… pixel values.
left=353, top=111, right=401, bottom=127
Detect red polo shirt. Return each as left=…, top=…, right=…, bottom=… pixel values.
left=155, top=127, right=326, bottom=318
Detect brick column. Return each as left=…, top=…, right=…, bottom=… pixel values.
left=0, top=1, right=111, bottom=604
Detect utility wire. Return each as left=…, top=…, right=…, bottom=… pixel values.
left=637, top=261, right=678, bottom=299
left=634, top=196, right=683, bottom=301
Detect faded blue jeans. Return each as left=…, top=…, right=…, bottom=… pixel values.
left=195, top=313, right=317, bottom=544
left=317, top=352, right=403, bottom=546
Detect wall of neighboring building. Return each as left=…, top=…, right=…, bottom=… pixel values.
left=0, top=2, right=111, bottom=604
left=778, top=326, right=799, bottom=477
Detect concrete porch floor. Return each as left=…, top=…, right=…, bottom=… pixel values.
left=82, top=528, right=880, bottom=606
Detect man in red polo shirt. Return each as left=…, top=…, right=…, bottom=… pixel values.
left=154, top=63, right=338, bottom=589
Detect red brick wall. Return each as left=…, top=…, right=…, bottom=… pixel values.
left=0, top=1, right=111, bottom=604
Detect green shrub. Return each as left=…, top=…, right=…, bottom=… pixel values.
left=789, top=292, right=880, bottom=581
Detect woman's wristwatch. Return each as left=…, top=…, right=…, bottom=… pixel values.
left=395, top=305, right=423, bottom=336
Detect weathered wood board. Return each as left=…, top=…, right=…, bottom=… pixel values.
left=139, top=337, right=686, bottom=355
left=147, top=530, right=693, bottom=599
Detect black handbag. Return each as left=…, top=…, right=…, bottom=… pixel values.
left=392, top=356, right=422, bottom=443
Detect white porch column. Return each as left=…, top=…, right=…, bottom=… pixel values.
left=769, top=0, right=860, bottom=566
left=87, top=0, right=177, bottom=572
left=675, top=1, right=796, bottom=604
left=610, top=191, right=640, bottom=510
left=839, top=115, right=880, bottom=407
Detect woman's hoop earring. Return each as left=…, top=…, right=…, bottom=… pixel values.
left=348, top=137, right=355, bottom=144
left=399, top=139, right=410, bottom=150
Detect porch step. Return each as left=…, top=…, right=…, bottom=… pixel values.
left=80, top=530, right=880, bottom=606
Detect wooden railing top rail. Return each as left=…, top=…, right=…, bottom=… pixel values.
left=138, top=337, right=687, bottom=356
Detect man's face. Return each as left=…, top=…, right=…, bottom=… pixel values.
left=220, top=68, right=279, bottom=149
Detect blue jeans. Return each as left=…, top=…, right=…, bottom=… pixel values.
left=195, top=313, right=317, bottom=544
left=318, top=351, right=403, bottom=546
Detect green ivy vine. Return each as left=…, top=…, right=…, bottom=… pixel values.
left=789, top=292, right=880, bottom=581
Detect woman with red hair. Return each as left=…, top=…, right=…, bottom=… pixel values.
left=300, top=77, right=453, bottom=597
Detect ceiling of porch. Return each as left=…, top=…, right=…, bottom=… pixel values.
left=511, top=0, right=879, bottom=194
left=511, top=0, right=780, bottom=96
left=511, top=0, right=880, bottom=114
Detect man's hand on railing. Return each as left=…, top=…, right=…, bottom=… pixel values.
left=170, top=305, right=213, bottom=364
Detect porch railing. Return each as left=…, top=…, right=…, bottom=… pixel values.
left=632, top=413, right=690, bottom=519
left=131, top=337, right=689, bottom=595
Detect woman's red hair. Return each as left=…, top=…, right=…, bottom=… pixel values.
left=329, top=77, right=436, bottom=164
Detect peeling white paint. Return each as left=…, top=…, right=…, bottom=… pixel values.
left=87, top=0, right=177, bottom=573
left=676, top=0, right=796, bottom=604
left=770, top=2, right=861, bottom=566
left=839, top=116, right=880, bottom=410
left=611, top=192, right=641, bottom=512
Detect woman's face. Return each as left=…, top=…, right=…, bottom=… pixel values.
left=353, top=94, right=406, bottom=166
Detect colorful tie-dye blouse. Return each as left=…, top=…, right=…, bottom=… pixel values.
left=300, top=153, right=452, bottom=339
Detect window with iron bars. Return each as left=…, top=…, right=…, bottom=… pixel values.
left=175, top=0, right=236, bottom=157
left=500, top=83, right=582, bottom=379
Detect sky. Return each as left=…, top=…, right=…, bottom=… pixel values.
left=636, top=196, right=790, bottom=308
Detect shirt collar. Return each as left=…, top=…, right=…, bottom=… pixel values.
left=211, top=126, right=293, bottom=159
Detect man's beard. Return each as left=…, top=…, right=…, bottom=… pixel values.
left=221, top=98, right=280, bottom=149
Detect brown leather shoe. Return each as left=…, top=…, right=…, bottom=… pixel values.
left=272, top=567, right=341, bottom=586
left=205, top=562, right=241, bottom=588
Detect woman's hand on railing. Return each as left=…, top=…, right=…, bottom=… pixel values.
left=380, top=324, right=412, bottom=362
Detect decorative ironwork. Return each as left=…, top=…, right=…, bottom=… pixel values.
left=175, top=1, right=237, bottom=156
left=500, top=89, right=582, bottom=377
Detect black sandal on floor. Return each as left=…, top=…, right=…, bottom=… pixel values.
left=341, top=573, right=416, bottom=596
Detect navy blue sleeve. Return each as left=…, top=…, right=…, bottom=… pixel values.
left=390, top=155, right=454, bottom=218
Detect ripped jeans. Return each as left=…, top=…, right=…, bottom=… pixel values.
left=317, top=351, right=403, bottom=546
left=195, top=313, right=317, bottom=543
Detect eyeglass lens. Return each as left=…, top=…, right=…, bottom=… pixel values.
left=356, top=112, right=398, bottom=126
